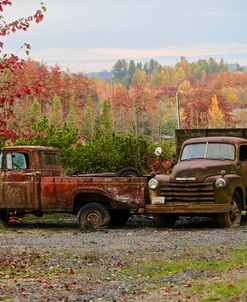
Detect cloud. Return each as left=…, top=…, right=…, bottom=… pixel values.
left=32, top=43, right=247, bottom=59
left=176, top=10, right=247, bottom=18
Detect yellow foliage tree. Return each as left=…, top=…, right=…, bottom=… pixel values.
left=208, top=94, right=224, bottom=128
left=178, top=80, right=191, bottom=93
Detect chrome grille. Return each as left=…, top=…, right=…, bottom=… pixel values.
left=159, top=182, right=215, bottom=202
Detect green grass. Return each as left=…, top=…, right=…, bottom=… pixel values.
left=23, top=213, right=75, bottom=222
left=119, top=246, right=247, bottom=300
left=195, top=276, right=247, bottom=301
left=121, top=256, right=247, bottom=279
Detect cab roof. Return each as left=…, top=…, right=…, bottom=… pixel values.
left=1, top=145, right=59, bottom=152
left=183, top=136, right=247, bottom=145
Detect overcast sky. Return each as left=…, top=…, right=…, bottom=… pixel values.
left=2, top=0, right=247, bottom=73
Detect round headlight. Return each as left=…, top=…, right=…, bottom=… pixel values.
left=148, top=179, right=158, bottom=190
left=215, top=178, right=227, bottom=189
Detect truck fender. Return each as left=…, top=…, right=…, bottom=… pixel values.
left=222, top=175, right=245, bottom=206
left=206, top=174, right=245, bottom=208
left=72, top=189, right=114, bottom=212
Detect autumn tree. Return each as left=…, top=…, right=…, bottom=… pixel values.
left=66, top=94, right=81, bottom=130
left=111, top=83, right=132, bottom=133
left=208, top=94, right=224, bottom=128
left=129, top=69, right=149, bottom=134
left=48, top=96, right=63, bottom=128
left=112, top=59, right=128, bottom=83
left=182, top=86, right=232, bottom=128
left=143, top=59, right=161, bottom=74
left=83, top=96, right=98, bottom=139
left=0, top=1, right=46, bottom=141
left=100, top=99, right=113, bottom=131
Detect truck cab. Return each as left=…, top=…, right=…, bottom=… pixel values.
left=146, top=136, right=247, bottom=227
left=0, top=145, right=61, bottom=175
left=0, top=146, right=61, bottom=214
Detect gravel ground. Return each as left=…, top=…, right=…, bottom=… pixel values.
left=0, top=216, right=247, bottom=302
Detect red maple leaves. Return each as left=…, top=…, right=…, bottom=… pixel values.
left=0, top=1, right=46, bottom=140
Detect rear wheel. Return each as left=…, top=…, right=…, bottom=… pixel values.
left=153, top=214, right=177, bottom=228
left=218, top=191, right=242, bottom=227
left=0, top=211, right=8, bottom=224
left=78, top=202, right=110, bottom=230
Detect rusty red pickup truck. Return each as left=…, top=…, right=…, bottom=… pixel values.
left=0, top=145, right=147, bottom=228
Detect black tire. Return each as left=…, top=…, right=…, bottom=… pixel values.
left=217, top=191, right=242, bottom=228
left=0, top=211, right=8, bottom=224
left=110, top=210, right=130, bottom=227
left=78, top=202, right=110, bottom=230
left=153, top=214, right=177, bottom=228
left=116, top=167, right=142, bottom=177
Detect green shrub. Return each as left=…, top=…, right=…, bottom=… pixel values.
left=13, top=119, right=176, bottom=174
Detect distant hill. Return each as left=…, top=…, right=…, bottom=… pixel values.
left=87, top=70, right=113, bottom=80
left=227, top=63, right=246, bottom=71
left=87, top=62, right=247, bottom=80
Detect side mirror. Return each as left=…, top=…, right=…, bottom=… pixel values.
left=154, top=147, right=162, bottom=157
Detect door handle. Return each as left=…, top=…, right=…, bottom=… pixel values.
left=26, top=171, right=42, bottom=176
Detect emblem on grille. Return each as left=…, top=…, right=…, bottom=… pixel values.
left=176, top=177, right=196, bottom=181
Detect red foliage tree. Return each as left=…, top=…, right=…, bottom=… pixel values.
left=181, top=85, right=232, bottom=128
left=0, top=1, right=46, bottom=139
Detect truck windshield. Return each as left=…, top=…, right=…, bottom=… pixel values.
left=181, top=142, right=235, bottom=161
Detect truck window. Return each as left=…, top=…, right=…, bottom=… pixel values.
left=181, top=143, right=205, bottom=160
left=239, top=145, right=247, bottom=161
left=43, top=153, right=60, bottom=166
left=6, top=152, right=29, bottom=169
left=181, top=143, right=235, bottom=161
left=207, top=143, right=235, bottom=160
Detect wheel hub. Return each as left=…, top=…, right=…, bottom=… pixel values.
left=86, top=212, right=100, bottom=225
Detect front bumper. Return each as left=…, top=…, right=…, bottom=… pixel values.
left=145, top=202, right=230, bottom=214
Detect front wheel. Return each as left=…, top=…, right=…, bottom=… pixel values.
left=217, top=191, right=242, bottom=228
left=78, top=202, right=110, bottom=230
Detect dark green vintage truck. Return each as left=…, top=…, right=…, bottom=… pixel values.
left=144, top=128, right=247, bottom=228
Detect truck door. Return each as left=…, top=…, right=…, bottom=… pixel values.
left=0, top=151, right=40, bottom=210
left=239, top=144, right=247, bottom=195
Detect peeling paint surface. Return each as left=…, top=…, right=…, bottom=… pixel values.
left=0, top=146, right=147, bottom=213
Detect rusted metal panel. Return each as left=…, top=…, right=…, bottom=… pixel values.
left=0, top=146, right=62, bottom=211
left=40, top=176, right=147, bottom=211
left=159, top=182, right=215, bottom=202
left=0, top=145, right=147, bottom=216
left=0, top=170, right=40, bottom=210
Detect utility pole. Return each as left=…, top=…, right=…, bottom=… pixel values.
left=176, top=91, right=181, bottom=129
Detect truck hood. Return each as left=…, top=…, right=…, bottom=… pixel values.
left=170, top=159, right=236, bottom=182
